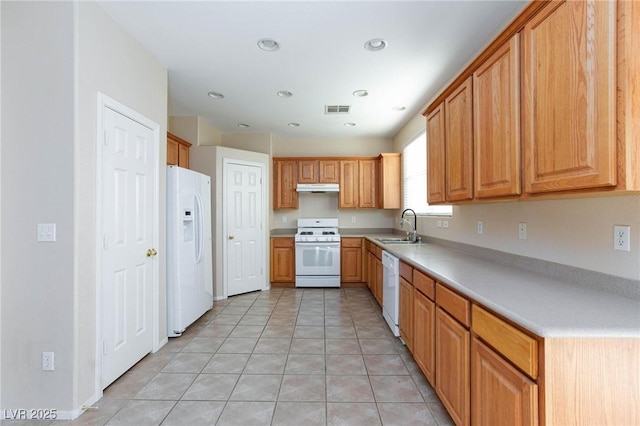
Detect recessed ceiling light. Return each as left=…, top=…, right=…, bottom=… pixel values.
left=257, top=38, right=280, bottom=52
left=392, top=105, right=406, bottom=111
left=237, top=123, right=250, bottom=128
left=277, top=90, right=293, bottom=98
left=287, top=123, right=300, bottom=127
left=344, top=123, right=356, bottom=127
left=364, top=38, right=387, bottom=52
left=207, top=91, right=224, bottom=99
left=353, top=90, right=369, bottom=97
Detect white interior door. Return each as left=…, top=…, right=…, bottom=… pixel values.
left=101, top=106, right=155, bottom=388
left=225, top=162, right=264, bottom=296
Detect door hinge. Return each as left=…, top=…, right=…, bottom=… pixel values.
left=103, top=235, right=108, bottom=249
left=103, top=131, right=109, bottom=146
left=102, top=340, right=107, bottom=355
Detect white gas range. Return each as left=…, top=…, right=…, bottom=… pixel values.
left=294, top=218, right=341, bottom=288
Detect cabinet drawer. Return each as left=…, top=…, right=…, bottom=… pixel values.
left=399, top=261, right=413, bottom=283
left=341, top=237, right=362, bottom=248
left=436, top=283, right=470, bottom=327
left=373, top=245, right=382, bottom=260
left=472, top=304, right=538, bottom=379
left=271, top=237, right=294, bottom=248
left=414, top=270, right=435, bottom=300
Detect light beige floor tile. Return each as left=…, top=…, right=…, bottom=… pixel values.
left=324, top=315, right=353, bottom=326
left=216, top=401, right=275, bottom=426
left=105, top=400, right=175, bottom=425
left=369, top=375, right=424, bottom=403
left=210, top=314, right=243, bottom=325
left=196, top=323, right=235, bottom=338
left=160, top=353, right=212, bottom=373
left=271, top=402, right=326, bottom=426
left=278, top=375, right=325, bottom=402
left=229, top=374, right=282, bottom=401
left=325, top=338, right=362, bottom=355
left=426, top=400, right=455, bottom=426
left=158, top=336, right=193, bottom=353
left=261, top=325, right=295, bottom=338
left=244, top=353, right=287, bottom=374
left=129, top=351, right=177, bottom=373
left=267, top=315, right=297, bottom=326
left=364, top=354, right=410, bottom=375
left=326, top=375, right=375, bottom=402
left=253, top=337, right=292, bottom=354
left=359, top=338, right=399, bottom=354
left=289, top=338, right=325, bottom=354
left=181, top=373, right=239, bottom=400
left=133, top=373, right=196, bottom=400
left=161, top=400, right=225, bottom=425
left=325, top=325, right=357, bottom=338
left=228, top=325, right=265, bottom=338
left=237, top=314, right=270, bottom=326
left=103, top=370, right=156, bottom=399
left=217, top=337, right=258, bottom=354
left=326, top=354, right=367, bottom=375
left=326, top=402, right=381, bottom=426
left=63, top=399, right=126, bottom=426
left=202, top=353, right=249, bottom=374
left=293, top=325, right=325, bottom=338
left=181, top=337, right=224, bottom=353
left=377, top=402, right=438, bottom=425
left=296, top=315, right=324, bottom=326
left=284, top=354, right=326, bottom=374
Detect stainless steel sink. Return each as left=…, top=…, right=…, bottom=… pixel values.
left=375, top=237, right=419, bottom=244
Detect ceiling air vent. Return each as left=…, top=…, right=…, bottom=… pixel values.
left=325, top=105, right=351, bottom=115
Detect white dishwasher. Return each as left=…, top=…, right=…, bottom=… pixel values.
left=382, top=250, right=400, bottom=337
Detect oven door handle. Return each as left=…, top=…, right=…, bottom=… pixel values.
left=295, top=242, right=341, bottom=248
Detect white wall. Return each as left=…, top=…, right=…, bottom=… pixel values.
left=272, top=135, right=390, bottom=157
left=1, top=1, right=76, bottom=410
left=1, top=1, right=167, bottom=415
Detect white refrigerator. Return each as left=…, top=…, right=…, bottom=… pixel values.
left=166, top=165, right=213, bottom=337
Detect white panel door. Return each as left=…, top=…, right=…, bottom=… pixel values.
left=101, top=107, right=155, bottom=388
left=225, top=162, right=264, bottom=296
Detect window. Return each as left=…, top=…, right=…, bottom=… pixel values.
left=402, top=130, right=452, bottom=216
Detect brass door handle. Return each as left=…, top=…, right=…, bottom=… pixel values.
left=146, top=248, right=158, bottom=257
left=228, top=235, right=235, bottom=240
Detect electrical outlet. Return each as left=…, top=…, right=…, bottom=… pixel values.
left=281, top=216, right=287, bottom=224
left=477, top=221, right=483, bottom=234
left=442, top=220, right=449, bottom=228
left=37, top=223, right=56, bottom=242
left=518, top=223, right=527, bottom=240
left=614, top=225, right=631, bottom=252
left=351, top=216, right=356, bottom=223
left=42, top=352, right=54, bottom=371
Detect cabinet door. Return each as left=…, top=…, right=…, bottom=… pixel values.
left=445, top=76, right=474, bottom=202
left=358, top=159, right=378, bottom=208
left=436, top=308, right=470, bottom=426
left=399, top=277, right=414, bottom=352
left=270, top=238, right=295, bottom=283
left=378, top=153, right=402, bottom=209
left=426, top=103, right=446, bottom=204
left=274, top=160, right=298, bottom=209
left=522, top=0, right=616, bottom=193
left=178, top=143, right=190, bottom=168
left=340, top=238, right=363, bottom=282
left=298, top=160, right=318, bottom=183
left=471, top=338, right=538, bottom=426
left=167, top=137, right=179, bottom=166
left=414, top=290, right=435, bottom=386
left=339, top=160, right=359, bottom=208
left=473, top=35, right=520, bottom=198
left=319, top=160, right=339, bottom=183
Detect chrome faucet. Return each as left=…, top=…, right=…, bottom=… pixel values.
left=401, top=208, right=417, bottom=242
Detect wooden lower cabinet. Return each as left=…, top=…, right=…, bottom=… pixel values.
left=270, top=238, right=295, bottom=285
left=471, top=337, right=538, bottom=426
left=374, top=256, right=383, bottom=306
left=436, top=307, right=470, bottom=426
left=341, top=238, right=363, bottom=283
left=413, top=289, right=435, bottom=386
left=399, top=277, right=414, bottom=352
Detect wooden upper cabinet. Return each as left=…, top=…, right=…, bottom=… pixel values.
left=426, top=103, right=447, bottom=204
left=319, top=160, right=339, bottom=183
left=358, top=159, right=378, bottom=208
left=167, top=132, right=191, bottom=169
left=522, top=0, right=616, bottom=194
left=473, top=35, right=521, bottom=198
left=273, top=159, right=298, bottom=209
left=445, top=77, right=474, bottom=202
left=298, top=160, right=317, bottom=183
left=339, top=160, right=359, bottom=208
left=378, top=153, right=402, bottom=209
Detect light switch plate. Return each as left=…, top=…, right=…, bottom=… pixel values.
left=37, top=223, right=56, bottom=242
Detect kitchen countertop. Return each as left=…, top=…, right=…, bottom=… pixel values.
left=365, top=235, right=640, bottom=339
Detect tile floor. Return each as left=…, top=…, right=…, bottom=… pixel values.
left=9, top=288, right=454, bottom=426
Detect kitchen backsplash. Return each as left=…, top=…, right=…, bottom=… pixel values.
left=271, top=192, right=396, bottom=229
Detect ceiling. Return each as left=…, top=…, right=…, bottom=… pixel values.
left=98, top=1, right=528, bottom=139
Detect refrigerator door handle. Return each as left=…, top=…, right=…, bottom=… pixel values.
left=194, top=193, right=205, bottom=264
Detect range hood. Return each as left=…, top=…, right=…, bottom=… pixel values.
left=296, top=183, right=340, bottom=193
